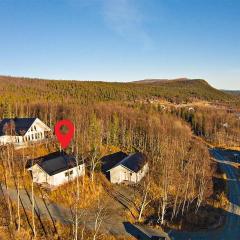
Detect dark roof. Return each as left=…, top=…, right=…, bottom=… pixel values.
left=112, top=152, right=147, bottom=173
left=0, top=117, right=37, bottom=136
left=101, top=151, right=128, bottom=172
left=28, top=151, right=83, bottom=176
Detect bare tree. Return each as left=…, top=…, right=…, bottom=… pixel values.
left=74, top=144, right=80, bottom=240
left=17, top=174, right=21, bottom=232
left=31, top=147, right=36, bottom=238
left=89, top=147, right=101, bottom=183
left=93, top=198, right=106, bottom=240
left=138, top=173, right=151, bottom=221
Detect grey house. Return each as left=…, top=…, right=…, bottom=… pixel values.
left=107, top=152, right=149, bottom=184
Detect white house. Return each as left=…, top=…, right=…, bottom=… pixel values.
left=188, top=107, right=195, bottom=112
left=0, top=117, right=51, bottom=146
left=107, top=152, right=149, bottom=184
left=27, top=151, right=85, bottom=187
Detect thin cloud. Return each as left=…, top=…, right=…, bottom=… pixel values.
left=101, top=0, right=153, bottom=48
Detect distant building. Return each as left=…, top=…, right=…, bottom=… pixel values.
left=188, top=107, right=195, bottom=112
left=160, top=105, right=166, bottom=110
left=107, top=152, right=149, bottom=184
left=27, top=151, right=85, bottom=187
left=233, top=153, right=239, bottom=161
left=0, top=117, right=51, bottom=146
left=222, top=122, right=229, bottom=128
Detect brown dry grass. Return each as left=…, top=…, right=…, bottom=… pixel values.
left=49, top=175, right=104, bottom=209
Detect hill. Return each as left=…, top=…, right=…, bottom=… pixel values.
left=223, top=90, right=240, bottom=96
left=0, top=75, right=236, bottom=105
left=132, top=78, right=235, bottom=102
left=133, top=77, right=190, bottom=84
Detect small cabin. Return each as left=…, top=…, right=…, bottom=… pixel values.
left=27, top=151, right=85, bottom=187
left=107, top=152, right=149, bottom=184
left=101, top=151, right=128, bottom=179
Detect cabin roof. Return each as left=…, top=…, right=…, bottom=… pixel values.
left=0, top=117, right=37, bottom=136
left=110, top=152, right=147, bottom=173
left=101, top=151, right=128, bottom=172
left=28, top=151, right=83, bottom=176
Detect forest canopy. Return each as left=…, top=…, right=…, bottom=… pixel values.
left=0, top=76, right=236, bottom=107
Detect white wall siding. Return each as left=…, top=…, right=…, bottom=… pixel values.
left=0, top=136, right=14, bottom=145
left=109, top=163, right=148, bottom=184
left=109, top=165, right=127, bottom=183
left=25, top=118, right=50, bottom=142
left=52, top=164, right=85, bottom=186
left=135, top=163, right=149, bottom=183
left=31, top=165, right=54, bottom=185
left=30, top=163, right=85, bottom=187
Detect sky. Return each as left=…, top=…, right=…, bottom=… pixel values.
left=0, top=0, right=239, bottom=90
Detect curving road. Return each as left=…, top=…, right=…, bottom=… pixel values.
left=168, top=149, right=240, bottom=240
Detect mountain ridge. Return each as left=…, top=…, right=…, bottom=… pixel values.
left=0, top=75, right=236, bottom=104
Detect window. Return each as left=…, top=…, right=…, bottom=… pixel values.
left=65, top=170, right=73, bottom=177
left=34, top=126, right=37, bottom=131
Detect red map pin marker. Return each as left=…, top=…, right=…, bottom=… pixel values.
left=54, top=119, right=75, bottom=149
